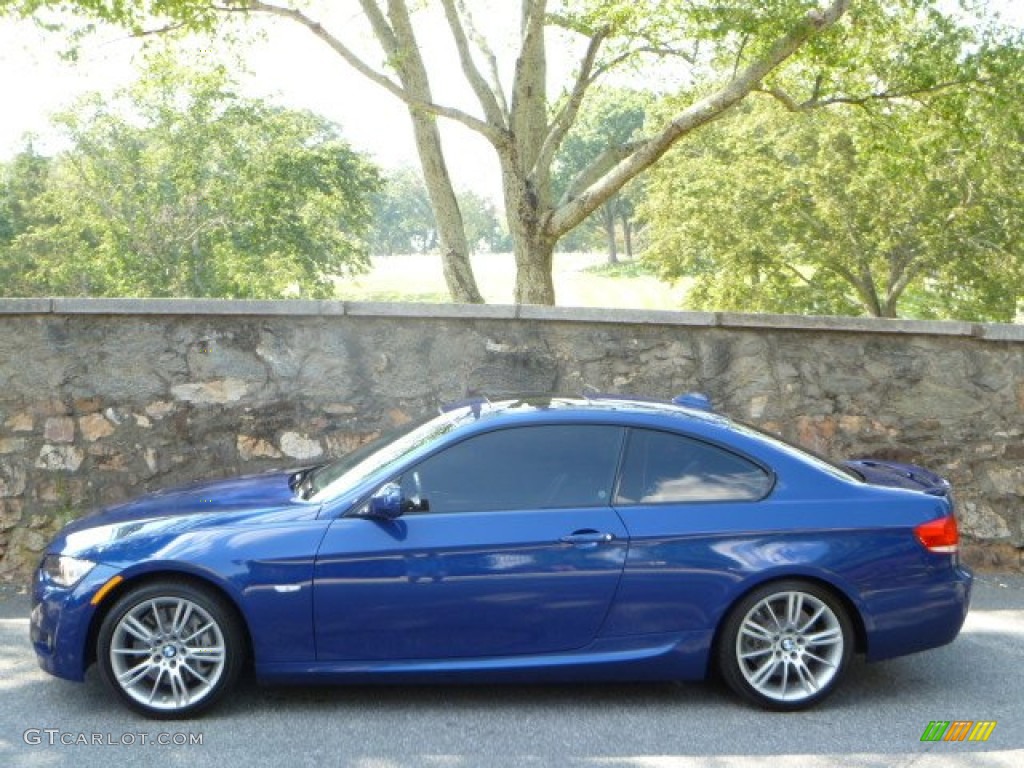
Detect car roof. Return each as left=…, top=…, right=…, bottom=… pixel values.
left=442, top=394, right=732, bottom=431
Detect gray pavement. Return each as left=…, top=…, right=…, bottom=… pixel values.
left=0, top=574, right=1021, bottom=768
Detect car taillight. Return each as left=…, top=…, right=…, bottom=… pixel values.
left=914, top=515, right=959, bottom=554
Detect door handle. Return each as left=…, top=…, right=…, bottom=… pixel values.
left=559, top=530, right=615, bottom=545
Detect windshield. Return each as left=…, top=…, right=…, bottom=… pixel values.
left=304, top=407, right=476, bottom=502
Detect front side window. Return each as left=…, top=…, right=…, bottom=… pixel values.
left=401, top=425, right=624, bottom=514
left=615, top=429, right=771, bottom=504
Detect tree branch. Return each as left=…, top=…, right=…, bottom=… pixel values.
left=440, top=0, right=507, bottom=129
left=758, top=78, right=986, bottom=112
left=456, top=0, right=510, bottom=118
left=558, top=141, right=645, bottom=207
left=547, top=0, right=852, bottom=237
left=781, top=261, right=815, bottom=287
left=532, top=26, right=609, bottom=182
left=232, top=1, right=504, bottom=143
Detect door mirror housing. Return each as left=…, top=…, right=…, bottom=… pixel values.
left=356, top=482, right=405, bottom=520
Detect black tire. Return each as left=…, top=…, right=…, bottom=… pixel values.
left=717, top=579, right=853, bottom=711
left=96, top=580, right=245, bottom=719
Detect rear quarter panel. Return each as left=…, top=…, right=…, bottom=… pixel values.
left=604, top=481, right=962, bottom=664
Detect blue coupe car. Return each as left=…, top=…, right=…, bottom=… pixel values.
left=31, top=394, right=972, bottom=718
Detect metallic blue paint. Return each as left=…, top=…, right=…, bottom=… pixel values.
left=31, top=396, right=972, bottom=700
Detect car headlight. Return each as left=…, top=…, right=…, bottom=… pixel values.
left=41, top=555, right=97, bottom=588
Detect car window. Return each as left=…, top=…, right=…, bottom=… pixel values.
left=401, top=425, right=624, bottom=514
left=615, top=429, right=771, bottom=504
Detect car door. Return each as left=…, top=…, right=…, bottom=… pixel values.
left=313, top=424, right=628, bottom=661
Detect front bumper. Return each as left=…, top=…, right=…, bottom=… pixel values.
left=30, top=562, right=122, bottom=681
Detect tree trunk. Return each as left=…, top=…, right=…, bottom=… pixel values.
left=513, top=234, right=556, bottom=304
left=621, top=213, right=634, bottom=260
left=408, top=113, right=483, bottom=303
left=602, top=203, right=618, bottom=264
left=880, top=295, right=900, bottom=318
left=502, top=152, right=557, bottom=304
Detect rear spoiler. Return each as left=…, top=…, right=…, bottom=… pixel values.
left=845, top=459, right=951, bottom=497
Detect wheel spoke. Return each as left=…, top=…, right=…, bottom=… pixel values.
left=804, top=650, right=837, bottom=668
left=171, top=601, right=193, bottom=636
left=148, top=667, right=166, bottom=703
left=779, top=659, right=790, bottom=697
left=117, top=661, right=155, bottom=687
left=793, top=658, right=819, bottom=693
left=181, top=660, right=212, bottom=686
left=763, top=601, right=783, bottom=630
left=122, top=615, right=155, bottom=644
left=169, top=669, right=190, bottom=707
left=805, top=626, right=843, bottom=646
left=187, top=645, right=225, bottom=662
left=111, top=647, right=151, bottom=656
left=749, top=657, right=779, bottom=688
left=786, top=593, right=804, bottom=627
left=740, top=647, right=773, bottom=661
left=149, top=600, right=168, bottom=635
left=182, top=621, right=216, bottom=644
left=741, top=619, right=775, bottom=643
left=799, top=604, right=826, bottom=632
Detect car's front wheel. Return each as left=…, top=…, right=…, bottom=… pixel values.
left=718, top=580, right=853, bottom=711
left=96, top=580, right=245, bottom=718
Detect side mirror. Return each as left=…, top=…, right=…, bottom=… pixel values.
left=359, top=482, right=405, bottom=520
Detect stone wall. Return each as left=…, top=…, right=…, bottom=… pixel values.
left=1, top=298, right=1021, bottom=579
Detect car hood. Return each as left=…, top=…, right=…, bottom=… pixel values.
left=51, top=468, right=319, bottom=556
left=845, top=459, right=951, bottom=496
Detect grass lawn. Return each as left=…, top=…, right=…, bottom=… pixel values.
left=333, top=252, right=689, bottom=309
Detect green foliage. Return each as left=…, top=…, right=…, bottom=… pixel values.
left=7, top=0, right=1024, bottom=308
left=369, top=167, right=508, bottom=256
left=369, top=168, right=436, bottom=256
left=0, top=53, right=381, bottom=298
left=0, top=143, right=53, bottom=294
left=552, top=87, right=650, bottom=259
left=641, top=85, right=1023, bottom=320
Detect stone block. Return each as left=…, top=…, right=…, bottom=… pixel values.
left=43, top=417, right=74, bottom=443
left=79, top=413, right=115, bottom=441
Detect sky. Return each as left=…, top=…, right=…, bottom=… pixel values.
left=0, top=2, right=536, bottom=201
left=1, top=1, right=1022, bottom=203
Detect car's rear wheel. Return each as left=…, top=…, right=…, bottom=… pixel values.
left=718, top=580, right=853, bottom=711
left=96, top=580, right=244, bottom=719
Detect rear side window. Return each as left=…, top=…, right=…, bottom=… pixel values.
left=404, top=425, right=624, bottom=514
left=615, top=429, right=771, bottom=504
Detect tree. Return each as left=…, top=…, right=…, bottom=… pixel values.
left=369, top=167, right=507, bottom=255
left=641, top=89, right=1024, bottom=320
left=456, top=188, right=510, bottom=254
left=553, top=87, right=650, bottom=264
left=1, top=54, right=381, bottom=298
left=0, top=143, right=52, bottom=294
left=5, top=1, right=1010, bottom=304
left=369, top=168, right=437, bottom=255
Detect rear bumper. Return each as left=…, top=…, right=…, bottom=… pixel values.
left=864, top=563, right=972, bottom=662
